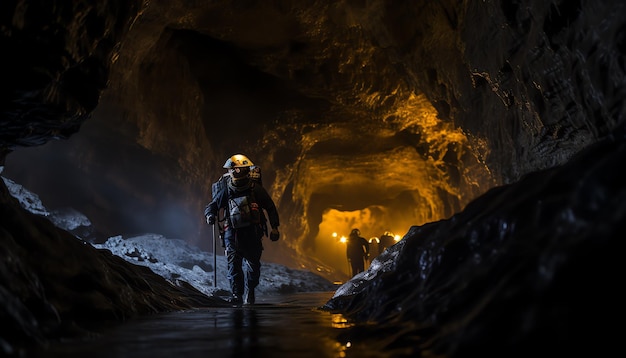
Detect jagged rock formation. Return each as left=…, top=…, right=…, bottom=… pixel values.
left=324, top=134, right=624, bottom=356
left=0, top=176, right=228, bottom=355
left=1, top=0, right=625, bottom=356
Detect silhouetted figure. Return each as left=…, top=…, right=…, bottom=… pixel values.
left=205, top=154, right=280, bottom=306
left=346, top=228, right=370, bottom=277
left=369, top=237, right=382, bottom=257
left=379, top=231, right=396, bottom=252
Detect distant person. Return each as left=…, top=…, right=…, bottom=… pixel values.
left=369, top=237, right=382, bottom=257
left=379, top=231, right=396, bottom=252
left=205, top=154, right=280, bottom=306
left=346, top=228, right=370, bottom=277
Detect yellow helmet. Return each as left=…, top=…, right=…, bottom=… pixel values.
left=224, top=154, right=254, bottom=186
left=223, top=154, right=254, bottom=168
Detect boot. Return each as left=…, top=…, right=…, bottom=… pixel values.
left=228, top=294, right=243, bottom=306
left=229, top=278, right=244, bottom=306
left=244, top=288, right=255, bottom=305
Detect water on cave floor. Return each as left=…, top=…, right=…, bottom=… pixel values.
left=25, top=292, right=410, bottom=358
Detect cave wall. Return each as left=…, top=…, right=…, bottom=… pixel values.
left=340, top=0, right=625, bottom=181
left=2, top=0, right=625, bottom=275
left=0, top=0, right=142, bottom=149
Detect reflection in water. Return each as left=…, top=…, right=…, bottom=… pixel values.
left=25, top=292, right=401, bottom=358
left=230, top=308, right=259, bottom=357
left=331, top=313, right=355, bottom=329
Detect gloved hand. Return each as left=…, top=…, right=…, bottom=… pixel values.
left=269, top=228, right=280, bottom=241
left=206, top=215, right=215, bottom=225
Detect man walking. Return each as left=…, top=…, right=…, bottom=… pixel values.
left=205, top=154, right=280, bottom=305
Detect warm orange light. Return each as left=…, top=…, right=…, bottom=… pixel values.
left=394, top=235, right=401, bottom=242
left=339, top=236, right=347, bottom=244
left=369, top=237, right=379, bottom=244
left=332, top=232, right=338, bottom=238
left=331, top=313, right=354, bottom=328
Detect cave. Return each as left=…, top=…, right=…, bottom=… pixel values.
left=1, top=0, right=624, bottom=356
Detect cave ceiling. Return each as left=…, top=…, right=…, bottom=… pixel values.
left=2, top=0, right=624, bottom=278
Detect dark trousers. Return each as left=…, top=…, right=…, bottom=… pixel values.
left=224, top=226, right=263, bottom=297
left=349, top=257, right=365, bottom=277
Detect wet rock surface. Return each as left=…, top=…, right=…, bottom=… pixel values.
left=0, top=177, right=229, bottom=356
left=324, top=133, right=624, bottom=357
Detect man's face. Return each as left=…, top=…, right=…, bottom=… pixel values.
left=230, top=167, right=250, bottom=180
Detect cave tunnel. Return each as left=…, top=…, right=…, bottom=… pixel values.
left=2, top=0, right=625, bottom=356
left=4, top=71, right=490, bottom=283
left=1, top=0, right=502, bottom=284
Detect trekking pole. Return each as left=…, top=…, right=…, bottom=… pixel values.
left=212, top=223, right=217, bottom=288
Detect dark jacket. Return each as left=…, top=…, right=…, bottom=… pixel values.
left=205, top=178, right=279, bottom=233
left=346, top=235, right=370, bottom=260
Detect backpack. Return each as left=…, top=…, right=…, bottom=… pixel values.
left=211, top=167, right=266, bottom=232
left=227, top=184, right=261, bottom=229
left=211, top=173, right=229, bottom=201
left=250, top=165, right=262, bottom=186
